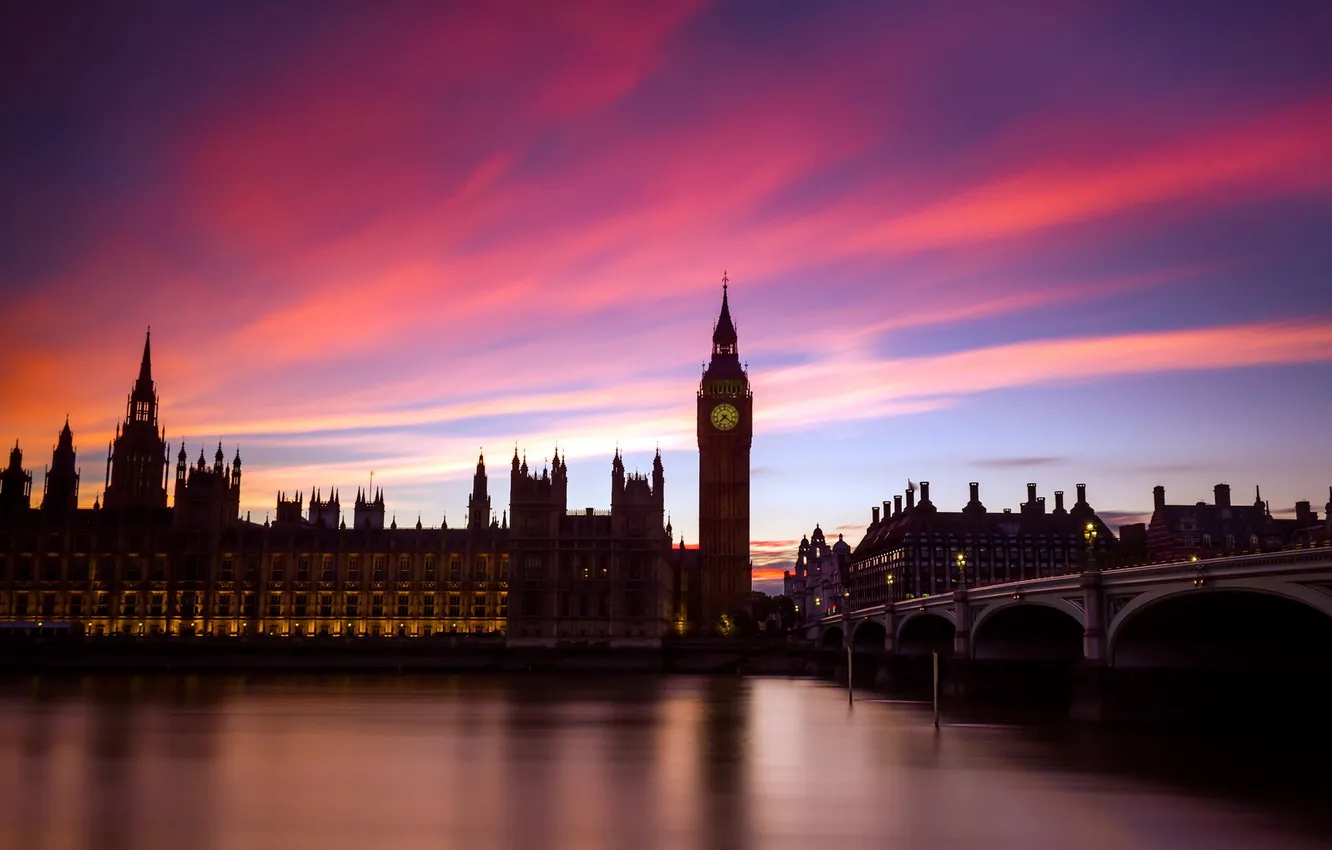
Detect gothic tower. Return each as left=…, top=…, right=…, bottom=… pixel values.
left=104, top=330, right=169, bottom=509
left=696, top=274, right=753, bottom=627
left=42, top=417, right=80, bottom=513
left=1, top=441, right=33, bottom=512
left=468, top=452, right=491, bottom=530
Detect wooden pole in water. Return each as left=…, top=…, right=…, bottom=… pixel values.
left=846, top=645, right=853, bottom=705
left=932, top=650, right=940, bottom=728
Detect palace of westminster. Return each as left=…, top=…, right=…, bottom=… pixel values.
left=0, top=288, right=755, bottom=642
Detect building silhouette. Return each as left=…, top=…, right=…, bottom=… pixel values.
left=0, top=286, right=754, bottom=638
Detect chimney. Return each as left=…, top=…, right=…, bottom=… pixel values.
left=1037, top=496, right=1046, bottom=514
left=1296, top=501, right=1312, bottom=525
left=1214, top=483, right=1231, bottom=508
left=906, top=488, right=915, bottom=509
left=1076, top=483, right=1087, bottom=505
left=1026, top=482, right=1037, bottom=505
left=1153, top=485, right=1166, bottom=511
left=872, top=506, right=881, bottom=524
left=920, top=481, right=931, bottom=505
left=1054, top=490, right=1065, bottom=512
left=969, top=482, right=979, bottom=502
left=894, top=495, right=902, bottom=516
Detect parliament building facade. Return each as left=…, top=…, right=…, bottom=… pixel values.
left=0, top=288, right=755, bottom=642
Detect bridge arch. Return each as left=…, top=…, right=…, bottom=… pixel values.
left=1108, top=580, right=1332, bottom=669
left=820, top=625, right=845, bottom=650
left=971, top=601, right=1084, bottom=661
left=895, top=610, right=955, bottom=657
left=851, top=619, right=887, bottom=654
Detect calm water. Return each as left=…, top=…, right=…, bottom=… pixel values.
left=0, top=674, right=1326, bottom=850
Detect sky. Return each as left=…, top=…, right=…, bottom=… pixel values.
left=3, top=1, right=1332, bottom=593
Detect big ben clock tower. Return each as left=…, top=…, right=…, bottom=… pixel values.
left=696, top=273, right=752, bottom=628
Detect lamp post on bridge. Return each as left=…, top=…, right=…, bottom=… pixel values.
left=1081, top=521, right=1106, bottom=665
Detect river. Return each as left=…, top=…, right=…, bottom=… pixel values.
left=0, top=674, right=1326, bottom=850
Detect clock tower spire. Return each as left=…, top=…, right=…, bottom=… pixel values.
left=695, top=272, right=752, bottom=630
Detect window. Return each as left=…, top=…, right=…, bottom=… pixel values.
left=474, top=557, right=488, bottom=581
left=422, top=594, right=435, bottom=617
left=294, top=594, right=308, bottom=617
left=96, top=593, right=110, bottom=616
left=121, top=594, right=136, bottom=617
left=244, top=556, right=260, bottom=582
left=297, top=555, right=310, bottom=582
left=498, top=594, right=508, bottom=618
left=268, top=594, right=282, bottom=617
left=220, top=557, right=234, bottom=582
left=448, top=555, right=461, bottom=582
left=243, top=594, right=257, bottom=617
left=69, top=594, right=83, bottom=617
left=424, top=555, right=436, bottom=581
left=372, top=555, right=387, bottom=581
left=345, top=594, right=360, bottom=617
left=397, top=556, right=411, bottom=582
left=271, top=556, right=285, bottom=582
left=524, top=556, right=543, bottom=579
left=149, top=593, right=164, bottom=617
left=396, top=594, right=410, bottom=618
left=371, top=594, right=385, bottom=617
left=217, top=595, right=232, bottom=617
left=180, top=592, right=197, bottom=618
left=152, top=556, right=167, bottom=581
left=448, top=593, right=461, bottom=617
left=14, top=593, right=28, bottom=617
left=473, top=596, right=487, bottom=618
left=319, top=594, right=333, bottom=617
left=500, top=555, right=509, bottom=580
left=348, top=556, right=361, bottom=582
left=321, top=555, right=335, bottom=582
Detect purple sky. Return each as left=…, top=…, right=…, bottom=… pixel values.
left=3, top=1, right=1332, bottom=589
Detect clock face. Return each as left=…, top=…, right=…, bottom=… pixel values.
left=710, top=402, right=739, bottom=431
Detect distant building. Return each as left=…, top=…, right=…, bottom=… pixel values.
left=847, top=481, right=1116, bottom=610
left=1121, top=484, right=1332, bottom=561
left=506, top=448, right=674, bottom=645
left=784, top=525, right=850, bottom=625
left=0, top=284, right=752, bottom=640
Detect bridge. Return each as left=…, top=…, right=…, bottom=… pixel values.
left=807, top=547, right=1332, bottom=712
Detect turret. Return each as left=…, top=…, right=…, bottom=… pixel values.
left=41, top=417, right=80, bottom=513
left=468, top=451, right=490, bottom=531
left=0, top=440, right=33, bottom=512
left=104, top=330, right=168, bottom=509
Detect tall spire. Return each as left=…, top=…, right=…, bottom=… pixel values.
left=712, top=271, right=737, bottom=352
left=137, top=327, right=153, bottom=387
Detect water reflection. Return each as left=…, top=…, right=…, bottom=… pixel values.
left=0, top=675, right=1326, bottom=850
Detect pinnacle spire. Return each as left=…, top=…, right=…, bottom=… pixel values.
left=138, top=328, right=153, bottom=385
left=712, top=271, right=737, bottom=351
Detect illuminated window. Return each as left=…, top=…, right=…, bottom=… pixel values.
left=321, top=555, right=335, bottom=582
left=371, top=594, right=384, bottom=617
left=345, top=594, right=359, bottom=618
left=474, top=556, right=488, bottom=581
left=294, top=594, right=308, bottom=617
left=396, top=594, right=410, bottom=618
left=319, top=594, right=333, bottom=617
left=373, top=555, right=387, bottom=582
left=149, top=593, right=164, bottom=617
left=448, top=593, right=461, bottom=617
left=347, top=556, right=361, bottom=582
left=473, top=596, right=487, bottom=618
left=422, top=594, right=435, bottom=617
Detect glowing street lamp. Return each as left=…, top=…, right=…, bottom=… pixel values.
left=1083, top=522, right=1099, bottom=572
